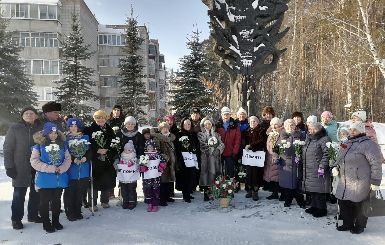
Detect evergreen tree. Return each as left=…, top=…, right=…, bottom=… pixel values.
left=118, top=9, right=149, bottom=122
left=170, top=29, right=213, bottom=119
left=0, top=16, right=37, bottom=132
left=54, top=14, right=97, bottom=120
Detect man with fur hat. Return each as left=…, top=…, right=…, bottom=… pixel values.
left=351, top=110, right=378, bottom=143
left=41, top=101, right=65, bottom=132
left=4, top=106, right=42, bottom=229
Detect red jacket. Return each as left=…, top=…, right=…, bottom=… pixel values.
left=216, top=118, right=241, bottom=157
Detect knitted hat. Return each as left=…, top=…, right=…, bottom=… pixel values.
left=351, top=110, right=366, bottom=122
left=142, top=128, right=151, bottom=135
left=42, top=101, right=61, bottom=113
left=321, top=111, right=333, bottom=119
left=221, top=106, right=231, bottom=114
left=145, top=139, right=156, bottom=150
left=270, top=117, right=283, bottom=126
left=158, top=122, right=170, bottom=130
left=124, top=140, right=135, bottom=152
left=306, top=115, right=318, bottom=124
left=237, top=107, right=247, bottom=116
left=163, top=115, right=175, bottom=122
left=67, top=118, right=81, bottom=129
left=21, top=106, right=38, bottom=117
left=350, top=121, right=365, bottom=134
left=124, top=116, right=137, bottom=125
left=43, top=122, right=58, bottom=136
left=93, top=110, right=108, bottom=119
left=262, top=106, right=275, bottom=117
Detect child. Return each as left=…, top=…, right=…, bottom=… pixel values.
left=115, top=140, right=140, bottom=209
left=30, top=122, right=71, bottom=233
left=64, top=118, right=90, bottom=221
left=141, top=139, right=166, bottom=212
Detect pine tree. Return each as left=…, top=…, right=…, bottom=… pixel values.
left=0, top=16, right=37, bottom=132
left=54, top=14, right=97, bottom=120
left=118, top=9, right=149, bottom=122
left=170, top=29, right=213, bottom=119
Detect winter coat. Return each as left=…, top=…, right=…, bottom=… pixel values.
left=191, top=119, right=201, bottom=134
left=335, top=134, right=383, bottom=202
left=216, top=118, right=241, bottom=157
left=364, top=120, right=378, bottom=144
left=107, top=117, right=124, bottom=130
left=117, top=128, right=145, bottom=159
left=264, top=128, right=281, bottom=183
left=175, top=129, right=200, bottom=169
left=83, top=122, right=117, bottom=191
left=323, top=119, right=339, bottom=142
left=278, top=130, right=302, bottom=190
left=66, top=133, right=91, bottom=180
left=295, top=123, right=307, bottom=139
left=170, top=124, right=180, bottom=136
left=30, top=131, right=71, bottom=189
left=151, top=129, right=177, bottom=182
left=198, top=127, right=225, bottom=186
left=302, top=128, right=331, bottom=193
left=259, top=119, right=271, bottom=130
left=235, top=119, right=249, bottom=158
left=3, top=120, right=42, bottom=187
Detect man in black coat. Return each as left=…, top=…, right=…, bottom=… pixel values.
left=41, top=101, right=65, bottom=132
left=4, top=106, right=42, bottom=229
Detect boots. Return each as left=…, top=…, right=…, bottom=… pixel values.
left=12, top=220, right=23, bottom=230
left=312, top=208, right=327, bottom=218
left=266, top=192, right=279, bottom=200
left=147, top=204, right=153, bottom=212
left=305, top=207, right=317, bottom=214
left=245, top=190, right=252, bottom=198
left=252, top=191, right=259, bottom=201
left=43, top=220, right=55, bottom=233
left=52, top=215, right=63, bottom=230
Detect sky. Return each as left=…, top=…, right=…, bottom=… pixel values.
left=84, top=0, right=210, bottom=71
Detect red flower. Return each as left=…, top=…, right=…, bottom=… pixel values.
left=340, top=143, right=347, bottom=149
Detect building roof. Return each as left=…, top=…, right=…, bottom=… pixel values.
left=1, top=0, right=60, bottom=4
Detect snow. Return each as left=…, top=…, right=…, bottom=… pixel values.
left=254, top=43, right=265, bottom=52
left=232, top=35, right=239, bottom=48
left=259, top=6, right=268, bottom=11
left=0, top=0, right=59, bottom=4
left=252, top=0, right=260, bottom=9
left=98, top=25, right=125, bottom=34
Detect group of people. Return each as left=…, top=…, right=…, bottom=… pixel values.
left=3, top=102, right=383, bottom=235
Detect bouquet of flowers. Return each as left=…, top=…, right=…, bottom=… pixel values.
left=45, top=144, right=61, bottom=167
left=138, top=155, right=149, bottom=172
left=179, top=136, right=190, bottom=150
left=293, top=139, right=306, bottom=164
left=268, top=130, right=280, bottom=145
left=92, top=131, right=107, bottom=161
left=68, top=139, right=90, bottom=164
left=273, top=140, right=291, bottom=166
left=110, top=137, right=121, bottom=153
left=326, top=142, right=340, bottom=165
left=207, top=136, right=219, bottom=153
left=208, top=175, right=237, bottom=202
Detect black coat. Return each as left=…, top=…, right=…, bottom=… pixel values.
left=175, top=129, right=200, bottom=169
left=83, top=122, right=117, bottom=191
left=107, top=117, right=124, bottom=129
left=116, top=129, right=145, bottom=159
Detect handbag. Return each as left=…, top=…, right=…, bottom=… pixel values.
left=363, top=190, right=385, bottom=217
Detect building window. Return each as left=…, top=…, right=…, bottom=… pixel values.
left=101, top=76, right=118, bottom=87
left=1, top=3, right=57, bottom=20
left=19, top=32, right=59, bottom=48
left=99, top=58, right=109, bottom=67
left=98, top=34, right=125, bottom=46
left=105, top=97, right=117, bottom=108
left=27, top=59, right=60, bottom=75
left=148, top=94, right=156, bottom=110
left=34, top=86, right=56, bottom=101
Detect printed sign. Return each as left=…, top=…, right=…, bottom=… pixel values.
left=181, top=152, right=199, bottom=169
left=242, top=150, right=266, bottom=167
left=117, top=162, right=140, bottom=183
left=143, top=159, right=162, bottom=179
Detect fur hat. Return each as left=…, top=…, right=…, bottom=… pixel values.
left=351, top=110, right=366, bottom=122
left=21, top=106, right=38, bottom=117
left=350, top=121, right=365, bottom=134
left=66, top=118, right=81, bottom=129
left=43, top=122, right=58, bottom=136
left=270, top=117, right=283, bottom=126
left=124, top=140, right=135, bottom=152
left=124, top=116, right=137, bottom=125
left=42, top=101, right=61, bottom=113
left=158, top=122, right=170, bottom=131
left=237, top=107, right=247, bottom=116
left=142, top=128, right=151, bottom=135
left=93, top=110, right=108, bottom=120
left=262, top=106, right=275, bottom=117
left=221, top=106, right=231, bottom=114
left=306, top=115, right=318, bottom=124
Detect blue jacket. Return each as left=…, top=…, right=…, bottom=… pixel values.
left=66, top=134, right=90, bottom=180
left=33, top=143, right=69, bottom=189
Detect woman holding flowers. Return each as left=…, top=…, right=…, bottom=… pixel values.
left=277, top=119, right=305, bottom=208
left=83, top=110, right=117, bottom=209
left=30, top=122, right=71, bottom=233
left=264, top=117, right=283, bottom=200
left=302, top=122, right=331, bottom=217
left=198, top=117, right=225, bottom=201
left=64, top=118, right=90, bottom=221
left=175, top=117, right=200, bottom=203
left=244, top=116, right=268, bottom=201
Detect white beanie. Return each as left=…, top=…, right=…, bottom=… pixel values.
left=306, top=115, right=317, bottom=124
left=350, top=121, right=365, bottom=134
left=351, top=110, right=366, bottom=122
left=270, top=117, right=282, bottom=126
left=124, top=140, right=135, bottom=152
left=237, top=107, right=247, bottom=116
left=124, top=116, right=137, bottom=125
left=221, top=106, right=231, bottom=114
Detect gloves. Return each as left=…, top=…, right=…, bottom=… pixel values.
left=317, top=167, right=325, bottom=177
left=371, top=184, right=380, bottom=191
left=245, top=145, right=250, bottom=150
left=332, top=167, right=339, bottom=177
left=158, top=162, right=167, bottom=173
left=6, top=168, right=17, bottom=179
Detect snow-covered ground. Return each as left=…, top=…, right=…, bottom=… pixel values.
left=0, top=155, right=385, bottom=244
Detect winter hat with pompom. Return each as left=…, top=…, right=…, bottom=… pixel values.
left=237, top=107, right=247, bottom=116
left=351, top=110, right=366, bottom=122
left=43, top=122, right=58, bottom=136
left=124, top=116, right=137, bottom=126
left=66, top=118, right=81, bottom=129
left=350, top=121, right=365, bottom=134
left=124, top=140, right=135, bottom=152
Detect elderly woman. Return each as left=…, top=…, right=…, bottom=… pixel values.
left=302, top=122, right=331, bottom=217
left=277, top=119, right=305, bottom=208
left=83, top=110, right=117, bottom=210
left=334, top=121, right=383, bottom=234
left=198, top=117, right=225, bottom=201
left=244, top=116, right=268, bottom=201
left=264, top=117, right=283, bottom=200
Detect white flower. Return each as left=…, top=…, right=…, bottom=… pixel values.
left=179, top=136, right=189, bottom=142
left=300, top=141, right=306, bottom=146
left=45, top=144, right=59, bottom=152
left=331, top=142, right=339, bottom=149
left=112, top=126, right=119, bottom=131
left=326, top=142, right=332, bottom=148
left=228, top=190, right=233, bottom=194
left=222, top=184, right=227, bottom=188
left=281, top=140, right=287, bottom=144
left=215, top=181, right=220, bottom=184
left=293, top=140, right=300, bottom=145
